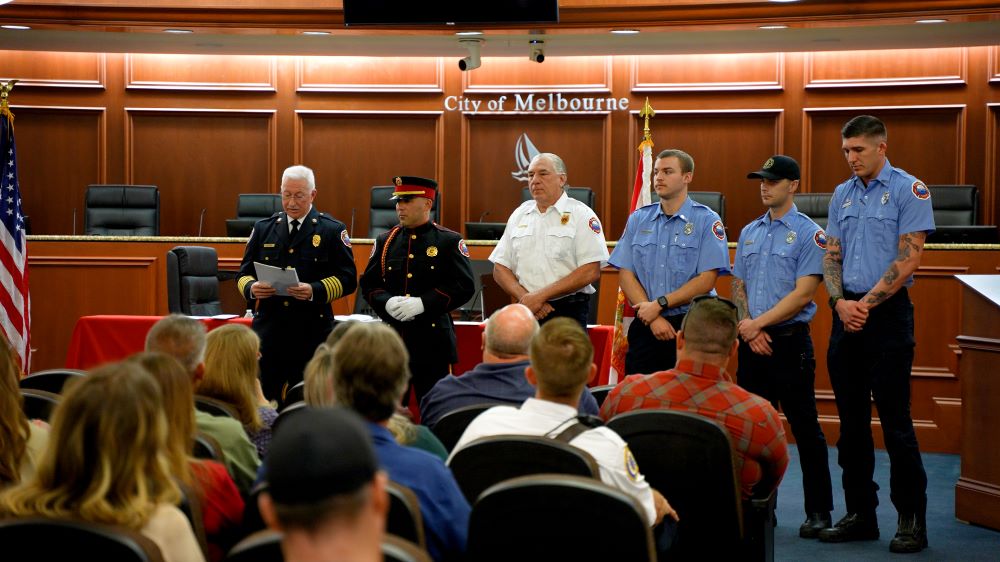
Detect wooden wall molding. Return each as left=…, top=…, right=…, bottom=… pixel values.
left=295, top=56, right=443, bottom=93
left=631, top=53, right=784, bottom=92
left=463, top=56, right=612, bottom=94
left=0, top=51, right=106, bottom=89
left=990, top=47, right=1000, bottom=83
left=124, top=53, right=278, bottom=91
left=986, top=104, right=1000, bottom=225
left=805, top=47, right=967, bottom=89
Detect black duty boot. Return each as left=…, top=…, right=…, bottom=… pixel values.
left=889, top=513, right=928, bottom=553
left=818, top=512, right=880, bottom=542
left=799, top=512, right=832, bottom=539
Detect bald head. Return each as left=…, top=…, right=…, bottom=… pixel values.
left=484, top=304, right=539, bottom=361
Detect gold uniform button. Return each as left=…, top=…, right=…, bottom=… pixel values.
left=289, top=248, right=295, bottom=254
left=405, top=294, right=410, bottom=297
left=407, top=273, right=413, bottom=278
left=408, top=254, right=414, bottom=259
left=430, top=266, right=435, bottom=269
left=411, top=235, right=416, bottom=239
left=283, top=301, right=289, bottom=307
left=431, top=323, right=436, bottom=327
left=388, top=266, right=392, bottom=270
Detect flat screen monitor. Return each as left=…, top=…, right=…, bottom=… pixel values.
left=926, top=225, right=999, bottom=244
left=343, top=0, right=559, bottom=26
left=465, top=222, right=507, bottom=241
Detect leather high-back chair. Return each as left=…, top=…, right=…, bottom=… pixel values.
left=20, top=388, right=61, bottom=421
left=85, top=185, right=160, bottom=236
left=226, top=194, right=281, bottom=237
left=689, top=190, right=726, bottom=223
left=166, top=246, right=223, bottom=316
left=0, top=518, right=165, bottom=562
left=794, top=192, right=834, bottom=229
left=929, top=184, right=978, bottom=226
left=369, top=186, right=440, bottom=238
left=428, top=403, right=495, bottom=453
left=466, top=474, right=655, bottom=562
left=387, top=480, right=426, bottom=548
left=447, top=435, right=600, bottom=503
left=520, top=186, right=595, bottom=210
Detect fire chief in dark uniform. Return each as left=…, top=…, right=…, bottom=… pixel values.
left=360, top=176, right=475, bottom=403
left=238, top=165, right=357, bottom=401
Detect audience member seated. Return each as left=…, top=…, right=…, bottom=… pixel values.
left=419, top=304, right=600, bottom=428
left=305, top=326, right=447, bottom=461
left=0, top=361, right=205, bottom=562
left=0, top=336, right=48, bottom=489
left=600, top=296, right=789, bottom=499
left=452, top=318, right=676, bottom=529
left=202, top=324, right=278, bottom=459
left=132, top=352, right=244, bottom=562
left=331, top=322, right=469, bottom=562
left=258, top=407, right=389, bottom=562
left=145, top=315, right=260, bottom=494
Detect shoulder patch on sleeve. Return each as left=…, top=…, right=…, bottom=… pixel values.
left=624, top=446, right=640, bottom=482
left=911, top=181, right=931, bottom=200
left=813, top=229, right=827, bottom=250
left=712, top=220, right=726, bottom=241
left=588, top=216, right=602, bottom=234
left=340, top=229, right=352, bottom=248
left=458, top=239, right=470, bottom=258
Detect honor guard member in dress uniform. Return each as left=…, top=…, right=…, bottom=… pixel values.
left=238, top=165, right=357, bottom=401
left=359, top=176, right=475, bottom=404
left=608, top=149, right=730, bottom=375
left=731, top=155, right=834, bottom=539
left=818, top=115, right=933, bottom=553
left=490, top=152, right=610, bottom=328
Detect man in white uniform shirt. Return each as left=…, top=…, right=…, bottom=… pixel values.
left=451, top=318, right=676, bottom=529
left=490, top=153, right=610, bottom=328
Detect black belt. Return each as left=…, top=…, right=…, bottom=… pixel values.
left=550, top=293, right=590, bottom=305
left=764, top=322, right=808, bottom=338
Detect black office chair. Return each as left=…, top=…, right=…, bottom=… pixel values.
left=167, top=246, right=224, bottom=316
left=457, top=259, right=495, bottom=321
left=387, top=480, right=426, bottom=548
left=607, top=409, right=776, bottom=561
left=447, top=435, right=600, bottom=503
left=225, top=529, right=282, bottom=562
left=21, top=388, right=61, bottom=421
left=272, top=401, right=308, bottom=436
left=794, top=192, right=834, bottom=229
left=193, top=431, right=227, bottom=464
left=689, top=191, right=726, bottom=224
left=369, top=186, right=440, bottom=238
left=19, top=368, right=86, bottom=394
left=226, top=194, right=282, bottom=238
left=382, top=534, right=433, bottom=562
left=466, top=474, right=655, bottom=562
left=194, top=395, right=239, bottom=419
left=929, top=184, right=978, bottom=226
left=84, top=184, right=160, bottom=236
left=588, top=383, right=616, bottom=408
left=281, top=381, right=305, bottom=409
left=0, top=518, right=165, bottom=562
left=428, top=403, right=495, bottom=453
left=521, top=186, right=595, bottom=210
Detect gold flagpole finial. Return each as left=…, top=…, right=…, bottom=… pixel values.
left=0, top=80, right=17, bottom=113
left=639, top=97, right=655, bottom=143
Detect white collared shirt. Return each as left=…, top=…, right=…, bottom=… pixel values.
left=489, top=192, right=609, bottom=295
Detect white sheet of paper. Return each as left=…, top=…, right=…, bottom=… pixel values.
left=253, top=261, right=300, bottom=296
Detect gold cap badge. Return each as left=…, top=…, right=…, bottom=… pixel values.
left=394, top=176, right=403, bottom=186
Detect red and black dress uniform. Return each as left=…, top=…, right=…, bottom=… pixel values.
left=359, top=177, right=475, bottom=403
left=238, top=207, right=357, bottom=400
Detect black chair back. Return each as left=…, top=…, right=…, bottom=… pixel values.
left=689, top=190, right=726, bottom=223
left=588, top=383, right=616, bottom=408
left=225, top=529, right=282, bottom=562
left=382, top=534, right=432, bottom=562
left=21, top=388, right=61, bottom=421
left=19, top=369, right=86, bottom=394
left=794, top=192, right=834, bottom=229
left=281, top=381, right=305, bottom=409
left=606, top=409, right=744, bottom=558
left=85, top=184, right=160, bottom=236
left=0, top=518, right=165, bottom=562
left=428, top=403, right=495, bottom=453
left=387, top=481, right=426, bottom=548
left=193, top=431, right=227, bottom=464
left=167, top=246, right=223, bottom=316
left=177, top=482, right=210, bottom=559
left=226, top=194, right=281, bottom=238
left=466, top=474, right=655, bottom=562
left=929, top=184, right=978, bottom=226
left=457, top=259, right=495, bottom=321
left=369, top=186, right=439, bottom=238
left=236, top=482, right=268, bottom=539
left=520, top=186, right=595, bottom=210
left=272, top=401, right=308, bottom=436
left=194, top=395, right=240, bottom=419
left=447, top=435, right=600, bottom=503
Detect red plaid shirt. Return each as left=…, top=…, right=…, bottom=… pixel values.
left=600, top=360, right=788, bottom=498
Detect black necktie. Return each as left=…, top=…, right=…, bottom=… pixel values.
left=290, top=219, right=300, bottom=238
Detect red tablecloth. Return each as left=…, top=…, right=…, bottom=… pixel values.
left=67, top=316, right=616, bottom=386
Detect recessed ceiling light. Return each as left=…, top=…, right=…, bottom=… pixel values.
left=915, top=19, right=948, bottom=24
left=302, top=31, right=330, bottom=36
left=163, top=29, right=193, bottom=34
left=759, top=25, right=788, bottom=30
left=455, top=31, right=483, bottom=37
left=1, top=25, right=30, bottom=30
left=610, top=29, right=640, bottom=35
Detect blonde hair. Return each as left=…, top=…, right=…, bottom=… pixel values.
left=529, top=318, right=593, bottom=398
left=0, top=362, right=180, bottom=530
left=0, top=337, right=29, bottom=485
left=202, top=324, right=263, bottom=431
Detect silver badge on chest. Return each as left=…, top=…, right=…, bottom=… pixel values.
left=683, top=222, right=694, bottom=235
left=881, top=191, right=890, bottom=205
left=786, top=231, right=797, bottom=244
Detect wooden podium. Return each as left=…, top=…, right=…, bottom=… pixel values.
left=954, top=275, right=1000, bottom=531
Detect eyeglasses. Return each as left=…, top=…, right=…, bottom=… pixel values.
left=281, top=192, right=309, bottom=202
left=681, top=294, right=737, bottom=331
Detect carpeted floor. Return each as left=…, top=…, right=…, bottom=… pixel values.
left=775, top=445, right=1000, bottom=560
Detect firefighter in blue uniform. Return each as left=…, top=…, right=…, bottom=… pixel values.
left=360, top=176, right=475, bottom=404
left=238, top=165, right=357, bottom=401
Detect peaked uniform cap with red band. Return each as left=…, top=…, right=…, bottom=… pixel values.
left=391, top=176, right=438, bottom=201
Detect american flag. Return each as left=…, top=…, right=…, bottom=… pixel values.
left=0, top=101, right=30, bottom=371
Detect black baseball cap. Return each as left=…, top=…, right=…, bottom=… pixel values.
left=747, top=155, right=800, bottom=181
left=265, top=407, right=377, bottom=505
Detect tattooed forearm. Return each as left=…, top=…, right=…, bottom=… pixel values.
left=731, top=278, right=750, bottom=321
left=823, top=235, right=844, bottom=299
left=863, top=232, right=925, bottom=307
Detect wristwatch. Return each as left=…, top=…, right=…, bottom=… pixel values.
left=829, top=295, right=842, bottom=309
left=656, top=295, right=669, bottom=309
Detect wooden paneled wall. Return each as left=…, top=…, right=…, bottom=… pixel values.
left=4, top=46, right=1000, bottom=240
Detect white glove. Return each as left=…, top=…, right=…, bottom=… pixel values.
left=385, top=296, right=408, bottom=321
left=395, top=297, right=425, bottom=322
